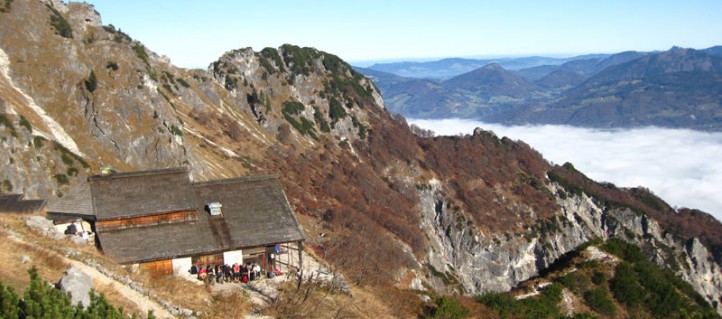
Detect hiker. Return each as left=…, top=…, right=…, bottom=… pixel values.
left=253, top=263, right=261, bottom=280
left=198, top=265, right=207, bottom=281
left=224, top=264, right=232, bottom=283
left=248, top=263, right=255, bottom=281
left=215, top=264, right=224, bottom=284
left=242, top=263, right=250, bottom=282
left=206, top=265, right=214, bottom=284
left=232, top=263, right=241, bottom=282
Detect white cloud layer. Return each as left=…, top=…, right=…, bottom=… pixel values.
left=409, top=119, right=722, bottom=222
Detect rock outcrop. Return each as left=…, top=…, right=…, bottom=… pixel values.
left=416, top=180, right=722, bottom=312
left=57, top=267, right=93, bottom=308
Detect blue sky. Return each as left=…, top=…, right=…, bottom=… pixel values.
left=80, top=1, right=722, bottom=68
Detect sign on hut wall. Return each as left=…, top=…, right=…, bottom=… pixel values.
left=223, top=250, right=243, bottom=265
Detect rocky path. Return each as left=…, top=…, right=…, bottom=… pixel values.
left=5, top=230, right=175, bottom=319
left=64, top=259, right=175, bottom=318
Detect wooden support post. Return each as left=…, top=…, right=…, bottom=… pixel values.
left=298, top=240, right=303, bottom=273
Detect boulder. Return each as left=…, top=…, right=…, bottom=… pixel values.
left=57, top=267, right=93, bottom=308
left=330, top=273, right=352, bottom=296
left=23, top=216, right=64, bottom=240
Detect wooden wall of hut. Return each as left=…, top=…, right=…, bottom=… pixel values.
left=140, top=259, right=173, bottom=276
left=96, top=210, right=197, bottom=231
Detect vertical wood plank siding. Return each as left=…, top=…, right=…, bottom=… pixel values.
left=96, top=210, right=196, bottom=231
left=140, top=259, right=173, bottom=276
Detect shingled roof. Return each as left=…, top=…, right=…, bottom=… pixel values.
left=46, top=180, right=94, bottom=220
left=0, top=194, right=46, bottom=214
left=97, top=175, right=305, bottom=264
left=0, top=194, right=23, bottom=208
left=89, top=168, right=196, bottom=220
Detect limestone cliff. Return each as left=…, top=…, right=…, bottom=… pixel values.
left=416, top=178, right=721, bottom=310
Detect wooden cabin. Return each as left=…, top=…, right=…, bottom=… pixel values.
left=47, top=168, right=305, bottom=275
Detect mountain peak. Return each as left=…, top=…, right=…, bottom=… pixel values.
left=669, top=45, right=687, bottom=51
left=481, top=62, right=504, bottom=70
left=442, top=62, right=541, bottom=99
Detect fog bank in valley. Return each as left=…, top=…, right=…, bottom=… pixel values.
left=409, top=119, right=722, bottom=222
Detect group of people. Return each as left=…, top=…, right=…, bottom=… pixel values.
left=189, top=262, right=271, bottom=284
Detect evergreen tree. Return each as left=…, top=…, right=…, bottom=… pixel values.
left=0, top=266, right=154, bottom=319
left=0, top=282, right=21, bottom=319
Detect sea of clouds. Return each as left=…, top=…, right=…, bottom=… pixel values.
left=409, top=119, right=722, bottom=222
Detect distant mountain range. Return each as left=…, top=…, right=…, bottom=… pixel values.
left=365, top=54, right=609, bottom=79
left=356, top=46, right=722, bottom=131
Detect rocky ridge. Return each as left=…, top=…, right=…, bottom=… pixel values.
left=417, top=179, right=721, bottom=307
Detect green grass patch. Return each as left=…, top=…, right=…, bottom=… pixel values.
left=177, top=78, right=190, bottom=88
left=328, top=97, right=347, bottom=125
left=170, top=125, right=183, bottom=136
left=85, top=70, right=97, bottom=93
left=477, top=283, right=563, bottom=319
left=0, top=0, right=14, bottom=13
left=280, top=44, right=316, bottom=75
left=46, top=4, right=73, bottom=38
left=18, top=115, right=31, bottom=132
left=33, top=136, right=45, bottom=149
left=428, top=297, right=468, bottom=319
left=0, top=113, right=17, bottom=137
left=313, top=106, right=330, bottom=132
left=53, top=173, right=69, bottom=185
left=105, top=61, right=119, bottom=71
left=282, top=100, right=305, bottom=116
left=133, top=44, right=151, bottom=69
left=53, top=141, right=89, bottom=169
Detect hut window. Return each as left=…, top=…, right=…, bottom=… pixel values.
left=208, top=202, right=223, bottom=216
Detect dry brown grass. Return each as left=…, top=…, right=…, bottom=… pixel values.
left=357, top=287, right=421, bottom=319
left=93, top=281, right=144, bottom=315
left=138, top=272, right=215, bottom=312
left=131, top=268, right=260, bottom=318
left=0, top=216, right=69, bottom=290
left=264, top=277, right=359, bottom=319
left=261, top=277, right=422, bottom=319
left=204, top=290, right=253, bottom=319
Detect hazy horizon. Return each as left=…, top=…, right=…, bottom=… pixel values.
left=347, top=52, right=602, bottom=68
left=81, top=0, right=722, bottom=68
left=410, top=119, right=722, bottom=222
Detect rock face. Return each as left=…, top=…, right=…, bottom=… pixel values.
left=57, top=267, right=93, bottom=308
left=417, top=181, right=722, bottom=313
